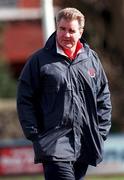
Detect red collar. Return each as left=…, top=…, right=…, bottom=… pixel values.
left=63, top=41, right=83, bottom=60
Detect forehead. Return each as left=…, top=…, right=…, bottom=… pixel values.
left=57, top=18, right=80, bottom=29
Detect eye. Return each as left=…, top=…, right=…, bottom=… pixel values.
left=59, top=27, right=66, bottom=31
left=69, top=29, right=75, bottom=34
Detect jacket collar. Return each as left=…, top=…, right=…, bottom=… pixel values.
left=44, top=32, right=56, bottom=50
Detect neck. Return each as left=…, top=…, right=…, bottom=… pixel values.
left=68, top=46, right=76, bottom=56
left=57, top=43, right=76, bottom=56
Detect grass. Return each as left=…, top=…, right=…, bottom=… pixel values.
left=0, top=175, right=44, bottom=180
left=86, top=176, right=124, bottom=180
left=0, top=175, right=124, bottom=180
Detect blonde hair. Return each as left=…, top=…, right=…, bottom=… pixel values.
left=56, top=7, right=85, bottom=29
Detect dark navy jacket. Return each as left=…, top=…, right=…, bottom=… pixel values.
left=17, top=32, right=112, bottom=166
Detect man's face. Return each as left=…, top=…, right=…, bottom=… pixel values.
left=56, top=18, right=83, bottom=51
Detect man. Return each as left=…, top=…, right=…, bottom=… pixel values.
left=17, top=7, right=112, bottom=180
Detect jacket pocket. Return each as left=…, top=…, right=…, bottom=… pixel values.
left=33, top=126, right=71, bottom=162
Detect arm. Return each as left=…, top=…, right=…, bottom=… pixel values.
left=17, top=54, right=41, bottom=141
left=96, top=60, right=112, bottom=140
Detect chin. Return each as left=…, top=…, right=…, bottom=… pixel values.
left=64, top=45, right=72, bottom=49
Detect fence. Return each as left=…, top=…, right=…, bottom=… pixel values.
left=0, top=134, right=124, bottom=176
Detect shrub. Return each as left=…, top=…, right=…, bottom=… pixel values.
left=0, top=60, right=16, bottom=98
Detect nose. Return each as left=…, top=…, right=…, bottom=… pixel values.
left=64, top=31, right=71, bottom=37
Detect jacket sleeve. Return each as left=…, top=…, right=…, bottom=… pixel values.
left=17, top=54, right=41, bottom=141
left=96, top=56, right=112, bottom=141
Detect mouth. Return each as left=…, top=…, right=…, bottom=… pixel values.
left=63, top=40, right=72, bottom=44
